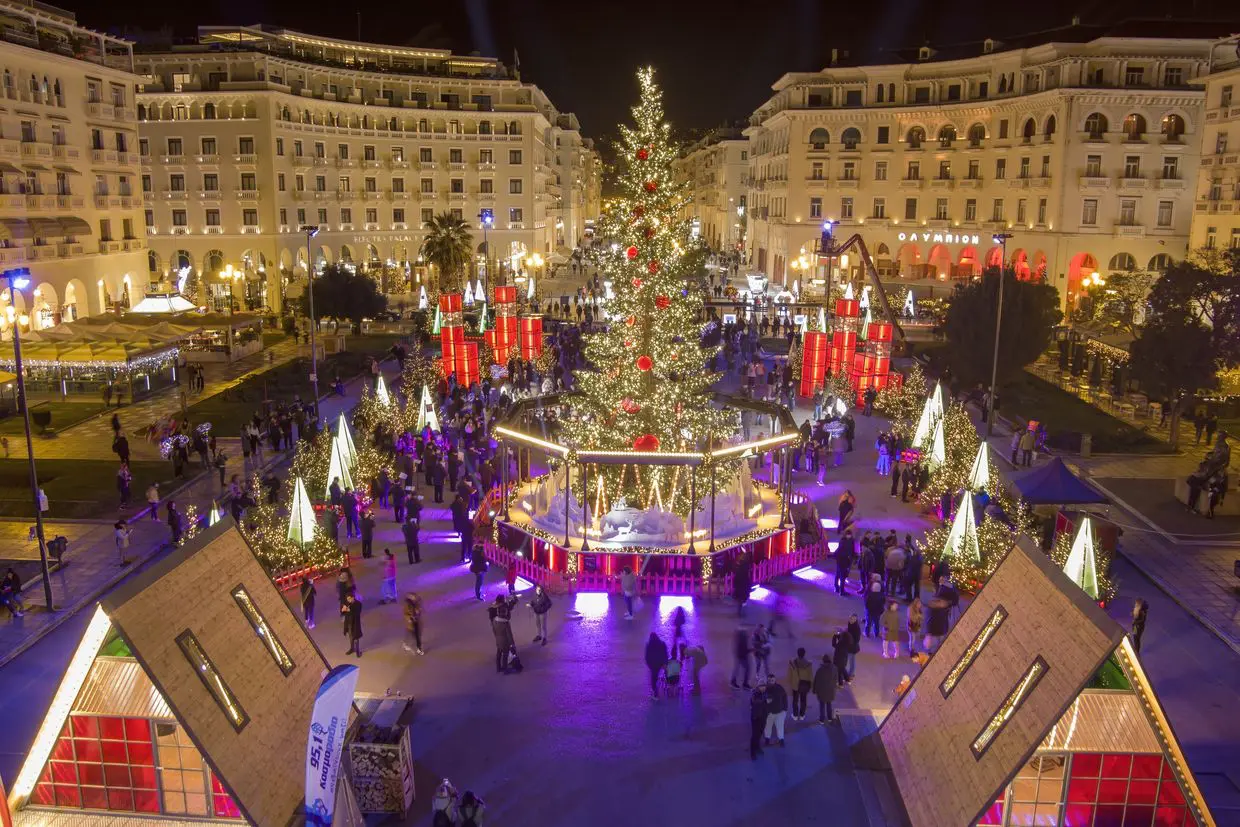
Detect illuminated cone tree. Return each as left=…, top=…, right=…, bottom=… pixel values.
left=287, top=476, right=317, bottom=547
left=560, top=68, right=735, bottom=512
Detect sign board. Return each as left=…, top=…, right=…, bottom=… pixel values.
left=305, top=664, right=359, bottom=826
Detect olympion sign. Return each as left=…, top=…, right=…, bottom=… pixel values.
left=897, top=231, right=982, bottom=245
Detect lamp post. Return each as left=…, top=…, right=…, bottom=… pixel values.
left=299, top=225, right=321, bottom=416
left=988, top=232, right=1013, bottom=436
left=817, top=220, right=836, bottom=307
left=3, top=267, right=53, bottom=610
left=479, top=208, right=494, bottom=300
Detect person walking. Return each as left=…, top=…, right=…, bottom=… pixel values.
left=925, top=597, right=950, bottom=653
left=884, top=542, right=906, bottom=597
left=749, top=683, right=769, bottom=760
left=751, top=623, right=772, bottom=680
left=846, top=614, right=862, bottom=681
left=529, top=585, right=552, bottom=645
left=644, top=632, right=669, bottom=699
left=1019, top=427, right=1036, bottom=467
left=402, top=592, right=424, bottom=655
left=469, top=544, right=488, bottom=600
left=299, top=576, right=316, bottom=629
left=786, top=647, right=814, bottom=722
left=906, top=597, right=924, bottom=658
left=116, top=464, right=132, bottom=509
left=864, top=578, right=885, bottom=638
left=1131, top=598, right=1149, bottom=655
left=402, top=516, right=421, bottom=564
left=166, top=501, right=183, bottom=547
left=342, top=593, right=363, bottom=657
left=491, top=593, right=518, bottom=673
left=683, top=643, right=708, bottom=695
left=336, top=571, right=354, bottom=635
left=146, top=483, right=160, bottom=521
left=620, top=566, right=638, bottom=619
left=831, top=630, right=851, bottom=686
left=730, top=626, right=752, bottom=689
left=1, top=566, right=26, bottom=616
left=813, top=655, right=838, bottom=724
left=882, top=601, right=902, bottom=658
left=834, top=529, right=855, bottom=594
left=360, top=510, right=376, bottom=559
left=379, top=550, right=398, bottom=604
left=113, top=520, right=131, bottom=565
left=762, top=675, right=789, bottom=747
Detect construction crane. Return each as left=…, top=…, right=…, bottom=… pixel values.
left=814, top=221, right=907, bottom=348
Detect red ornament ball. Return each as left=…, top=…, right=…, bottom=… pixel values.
left=625, top=245, right=638, bottom=260
left=647, top=260, right=660, bottom=274
left=637, top=148, right=649, bottom=161
left=625, top=315, right=636, bottom=326
left=654, top=295, right=671, bottom=310
left=644, top=227, right=655, bottom=239
left=632, top=205, right=645, bottom=218
left=644, top=180, right=658, bottom=193
left=636, top=355, right=653, bottom=372
left=633, top=433, right=660, bottom=452
left=631, top=278, right=643, bottom=289
left=620, top=398, right=641, bottom=414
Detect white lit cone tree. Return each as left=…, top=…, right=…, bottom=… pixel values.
left=561, top=68, right=735, bottom=515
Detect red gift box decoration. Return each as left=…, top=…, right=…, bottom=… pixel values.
left=519, top=315, right=544, bottom=361
left=799, top=331, right=829, bottom=398
left=439, top=292, right=465, bottom=377
left=489, top=286, right=519, bottom=364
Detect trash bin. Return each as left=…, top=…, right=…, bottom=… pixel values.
left=1080, top=433, right=1092, bottom=458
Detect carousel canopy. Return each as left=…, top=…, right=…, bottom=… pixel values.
left=128, top=292, right=198, bottom=314
left=1010, top=457, right=1109, bottom=505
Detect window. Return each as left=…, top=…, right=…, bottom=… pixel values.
left=115, top=133, right=127, bottom=153
left=237, top=137, right=254, bottom=155
left=941, top=607, right=1007, bottom=696
left=994, top=158, right=1006, bottom=179
left=421, top=208, right=433, bottom=227
left=937, top=160, right=950, bottom=180
left=296, top=209, right=306, bottom=225
left=315, top=176, right=327, bottom=192
left=363, top=145, right=375, bottom=161
left=965, top=199, right=977, bottom=221
left=509, top=178, right=523, bottom=194
left=967, top=160, right=979, bottom=179
left=340, top=208, right=352, bottom=224
left=293, top=140, right=303, bottom=157
left=139, top=138, right=149, bottom=157
left=1164, top=66, right=1183, bottom=87
left=392, top=146, right=404, bottom=162
left=1205, top=226, right=1216, bottom=248
left=1162, top=156, right=1179, bottom=180
left=904, top=198, right=917, bottom=221
left=509, top=149, right=522, bottom=164
left=874, top=161, right=888, bottom=181
left=1006, top=756, right=1067, bottom=827
left=243, top=209, right=257, bottom=227
left=1122, top=114, right=1146, bottom=140
left=279, top=208, right=286, bottom=225
left=509, top=207, right=523, bottom=223
left=232, top=586, right=294, bottom=675
left=176, top=631, right=248, bottom=731
left=392, top=177, right=405, bottom=193
left=998, top=119, right=1009, bottom=139
left=276, top=173, right=285, bottom=192
left=811, top=161, right=824, bottom=180
left=156, top=723, right=209, bottom=815
left=144, top=210, right=154, bottom=229
left=946, top=84, right=961, bottom=101
left=840, top=197, right=853, bottom=218
left=1040, top=156, right=1050, bottom=178
left=1037, top=198, right=1047, bottom=224
left=141, top=175, right=151, bottom=193
left=479, top=149, right=493, bottom=164
left=337, top=143, right=348, bottom=159
left=295, top=174, right=305, bottom=192
left=419, top=147, right=432, bottom=163
left=449, top=148, right=463, bottom=163
left=364, top=177, right=377, bottom=193
left=1222, top=85, right=1234, bottom=108
left=1215, top=132, right=1228, bottom=155
left=972, top=657, right=1048, bottom=758
left=906, top=161, right=920, bottom=180
left=1123, top=156, right=1140, bottom=179
left=1016, top=199, right=1027, bottom=224
left=1085, top=155, right=1102, bottom=178
left=876, top=126, right=889, bottom=144
left=912, top=87, right=930, bottom=104
left=1082, top=199, right=1098, bottom=225
left=203, top=174, right=218, bottom=191
left=1019, top=157, right=1030, bottom=179
left=169, top=174, right=185, bottom=192
left=1153, top=200, right=1172, bottom=227
left=240, top=173, right=256, bottom=191
left=276, top=137, right=284, bottom=156
left=206, top=209, right=220, bottom=227
left=841, top=127, right=861, bottom=149
left=809, top=197, right=822, bottom=218
left=841, top=161, right=855, bottom=180
left=167, top=138, right=182, bottom=156
left=978, top=80, right=989, bottom=98
left=1231, top=228, right=1240, bottom=249
left=935, top=197, right=948, bottom=220
left=90, top=128, right=102, bottom=150
left=1119, top=199, right=1137, bottom=226
left=393, top=208, right=405, bottom=224
left=1124, top=66, right=1145, bottom=86
left=844, top=89, right=862, bottom=106
left=421, top=178, right=434, bottom=193
left=872, top=197, right=885, bottom=219
left=906, top=126, right=925, bottom=148
left=451, top=178, right=464, bottom=193
left=480, top=179, right=493, bottom=194
left=991, top=199, right=1004, bottom=222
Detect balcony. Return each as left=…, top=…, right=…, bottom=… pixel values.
left=0, top=139, right=19, bottom=157
left=30, top=245, right=56, bottom=260
left=162, top=191, right=188, bottom=202
left=234, top=154, right=258, bottom=166
left=388, top=190, right=410, bottom=200
left=837, top=178, right=860, bottom=189
left=388, top=158, right=410, bottom=169
left=311, top=156, right=330, bottom=166
left=56, top=243, right=83, bottom=256
left=421, top=191, right=438, bottom=201
left=196, top=154, right=220, bottom=165
left=448, top=161, right=467, bottom=171
left=292, top=156, right=311, bottom=167
left=364, top=222, right=381, bottom=231
left=114, top=107, right=136, bottom=122
left=361, top=190, right=381, bottom=201
left=1009, top=178, right=1032, bottom=189
left=93, top=195, right=110, bottom=208
left=90, top=148, right=118, bottom=165
left=22, top=141, right=52, bottom=159
left=198, top=190, right=222, bottom=201
left=958, top=178, right=983, bottom=189
left=1155, top=177, right=1186, bottom=190
left=449, top=191, right=467, bottom=202
left=476, top=162, right=495, bottom=171
left=240, top=226, right=262, bottom=234
left=234, top=190, right=261, bottom=201
left=1080, top=175, right=1110, bottom=189
left=1033, top=177, right=1052, bottom=189
left=25, top=194, right=55, bottom=210
left=168, top=227, right=190, bottom=236
left=1115, top=223, right=1145, bottom=237
left=362, top=159, right=382, bottom=169
left=55, top=195, right=84, bottom=210
left=51, top=144, right=81, bottom=161
left=99, top=240, right=124, bottom=252
left=85, top=101, right=115, bottom=119
left=1118, top=177, right=1147, bottom=191
left=335, top=157, right=357, bottom=168
left=335, top=189, right=357, bottom=201
left=805, top=176, right=828, bottom=187
left=160, top=154, right=185, bottom=165
left=929, top=177, right=954, bottom=189
left=117, top=152, right=137, bottom=166
left=898, top=178, right=923, bottom=189
left=0, top=247, right=26, bottom=265
left=477, top=191, right=496, bottom=201
left=123, top=239, right=144, bottom=251
left=204, top=226, right=223, bottom=234
left=291, top=190, right=309, bottom=201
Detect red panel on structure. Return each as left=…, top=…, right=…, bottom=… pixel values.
left=799, top=331, right=829, bottom=397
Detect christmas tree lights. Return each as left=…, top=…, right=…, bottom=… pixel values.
left=287, top=476, right=316, bottom=546
left=208, top=501, right=221, bottom=526
left=325, top=437, right=354, bottom=499
left=875, top=361, right=928, bottom=439
left=942, top=494, right=981, bottom=563
left=375, top=374, right=392, bottom=407
left=414, top=384, right=441, bottom=433
left=239, top=471, right=344, bottom=576
left=967, top=442, right=991, bottom=493
left=335, top=413, right=358, bottom=467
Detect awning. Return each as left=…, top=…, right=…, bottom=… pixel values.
left=23, top=162, right=48, bottom=171
left=0, top=162, right=20, bottom=174
left=0, top=218, right=34, bottom=239
left=56, top=216, right=91, bottom=236
left=28, top=217, right=63, bottom=237
left=53, top=165, right=82, bottom=175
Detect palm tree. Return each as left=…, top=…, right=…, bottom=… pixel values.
left=419, top=212, right=473, bottom=292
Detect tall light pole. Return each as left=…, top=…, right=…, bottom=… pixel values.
left=4, top=267, right=53, bottom=610
left=299, top=225, right=321, bottom=416
left=988, top=232, right=1013, bottom=436
left=479, top=208, right=494, bottom=300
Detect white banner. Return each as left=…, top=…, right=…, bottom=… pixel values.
left=305, top=664, right=359, bottom=825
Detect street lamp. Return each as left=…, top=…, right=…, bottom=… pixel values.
left=479, top=208, right=494, bottom=300
left=3, top=267, right=53, bottom=610
left=988, top=232, right=1014, bottom=436
left=223, top=264, right=243, bottom=315
left=299, top=225, right=321, bottom=416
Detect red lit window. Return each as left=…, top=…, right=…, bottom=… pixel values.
left=80, top=786, right=106, bottom=810
left=211, top=773, right=244, bottom=819
left=1128, top=780, right=1158, bottom=805
left=1153, top=806, right=1188, bottom=827
left=977, top=798, right=1005, bottom=824
left=1158, top=781, right=1185, bottom=806
left=1100, top=779, right=1129, bottom=803
left=1068, top=777, right=1099, bottom=802
left=1094, top=804, right=1126, bottom=826
left=1074, top=753, right=1103, bottom=777
left=1132, top=755, right=1163, bottom=779
left=39, top=715, right=163, bottom=814
left=1102, top=754, right=1133, bottom=778
left=1063, top=803, right=1095, bottom=826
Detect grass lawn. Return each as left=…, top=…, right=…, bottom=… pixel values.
left=184, top=335, right=406, bottom=434
left=1001, top=372, right=1167, bottom=454
left=0, top=401, right=109, bottom=436
left=0, top=459, right=175, bottom=519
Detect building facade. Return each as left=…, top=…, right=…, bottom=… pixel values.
left=0, top=0, right=145, bottom=335
left=743, top=27, right=1222, bottom=307
left=674, top=130, right=748, bottom=251
left=1191, top=38, right=1240, bottom=252
left=134, top=25, right=595, bottom=311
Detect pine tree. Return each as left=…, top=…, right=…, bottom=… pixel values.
left=560, top=68, right=735, bottom=512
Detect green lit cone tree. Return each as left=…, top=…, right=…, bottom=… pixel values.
left=560, top=68, right=736, bottom=513
left=875, top=361, right=928, bottom=440
left=239, top=472, right=343, bottom=575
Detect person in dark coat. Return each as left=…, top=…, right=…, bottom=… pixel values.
left=905, top=546, right=924, bottom=602
left=431, top=459, right=446, bottom=503
left=299, top=576, right=316, bottom=628
left=813, top=655, right=838, bottom=723
left=1131, top=598, right=1149, bottom=654
left=864, top=580, right=886, bottom=637
left=834, top=529, right=855, bottom=594
left=469, top=544, right=488, bottom=600
left=376, top=468, right=391, bottom=508
left=644, top=632, right=669, bottom=698
left=402, top=517, right=421, bottom=564
left=925, top=598, right=951, bottom=653
left=392, top=479, right=407, bottom=522
left=343, top=593, right=363, bottom=657
left=451, top=494, right=472, bottom=562
left=832, top=630, right=852, bottom=686
left=749, top=683, right=769, bottom=759
left=359, top=510, right=376, bottom=558
left=730, top=626, right=752, bottom=689
left=166, top=500, right=183, bottom=546
left=343, top=490, right=360, bottom=538
left=762, top=674, right=789, bottom=746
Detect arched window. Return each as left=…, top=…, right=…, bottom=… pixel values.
left=938, top=125, right=956, bottom=147
left=807, top=128, right=829, bottom=149
left=967, top=123, right=986, bottom=146
left=147, top=250, right=159, bottom=273
left=1122, top=113, right=1147, bottom=141
left=389, top=116, right=398, bottom=131
left=52, top=79, right=61, bottom=104
left=175, top=104, right=187, bottom=120
left=841, top=127, right=861, bottom=149
left=302, top=109, right=310, bottom=123
left=1108, top=252, right=1137, bottom=271
left=1147, top=253, right=1172, bottom=272
left=1022, top=118, right=1036, bottom=141
left=1160, top=113, right=1184, bottom=142
left=203, top=102, right=215, bottom=120
left=137, top=103, right=146, bottom=120
left=876, top=85, right=885, bottom=103
left=1044, top=115, right=1056, bottom=139
left=480, top=120, right=492, bottom=135
left=509, top=121, right=521, bottom=135
left=1084, top=112, right=1107, bottom=139
left=906, top=126, right=925, bottom=148
left=887, top=83, right=895, bottom=102
left=999, top=75, right=1008, bottom=93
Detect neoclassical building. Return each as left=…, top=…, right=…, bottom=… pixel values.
left=135, top=25, right=599, bottom=311
left=0, top=0, right=146, bottom=335
left=743, top=22, right=1228, bottom=307
left=1190, top=37, right=1240, bottom=252
left=674, top=129, right=749, bottom=252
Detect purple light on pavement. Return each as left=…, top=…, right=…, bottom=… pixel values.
left=827, top=541, right=839, bottom=553
left=423, top=531, right=462, bottom=542
left=513, top=577, right=535, bottom=592
left=747, top=586, right=774, bottom=602
left=573, top=592, right=610, bottom=618
left=819, top=517, right=839, bottom=529
left=792, top=566, right=827, bottom=582
left=658, top=595, right=695, bottom=618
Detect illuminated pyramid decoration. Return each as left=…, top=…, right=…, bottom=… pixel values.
left=903, top=289, right=916, bottom=318
left=877, top=536, right=1217, bottom=827
left=418, top=285, right=429, bottom=310
left=7, top=522, right=354, bottom=826
left=967, top=442, right=991, bottom=493
left=208, top=501, right=221, bottom=526
left=463, top=282, right=475, bottom=305
left=860, top=304, right=872, bottom=340
left=477, top=302, right=489, bottom=333
left=415, top=384, right=441, bottom=433
left=334, top=413, right=357, bottom=467
left=527, top=274, right=536, bottom=300
left=941, top=492, right=981, bottom=563
left=843, top=281, right=855, bottom=300
left=817, top=306, right=827, bottom=332
left=432, top=305, right=442, bottom=334
left=374, top=374, right=392, bottom=407
left=913, top=382, right=946, bottom=449
left=474, top=278, right=485, bottom=299
left=1063, top=516, right=1101, bottom=600
left=325, top=435, right=354, bottom=499
left=927, top=414, right=947, bottom=467
left=287, top=476, right=317, bottom=547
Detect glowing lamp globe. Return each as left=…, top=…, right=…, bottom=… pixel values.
left=636, top=355, right=653, bottom=371
left=633, top=433, right=660, bottom=452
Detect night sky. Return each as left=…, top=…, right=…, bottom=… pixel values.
left=58, top=0, right=1240, bottom=138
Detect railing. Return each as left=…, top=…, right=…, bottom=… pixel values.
left=483, top=542, right=564, bottom=591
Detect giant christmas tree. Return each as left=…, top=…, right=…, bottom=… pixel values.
left=560, top=68, right=736, bottom=516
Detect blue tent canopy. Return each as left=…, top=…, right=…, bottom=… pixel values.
left=1010, top=457, right=1109, bottom=505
